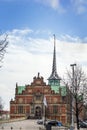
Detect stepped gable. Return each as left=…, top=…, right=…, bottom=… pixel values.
left=31, top=72, right=46, bottom=86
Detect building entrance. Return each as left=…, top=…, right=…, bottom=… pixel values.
left=35, top=106, right=42, bottom=119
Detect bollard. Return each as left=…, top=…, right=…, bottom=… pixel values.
left=46, top=124, right=51, bottom=130
left=11, top=126, right=13, bottom=130
left=70, top=126, right=74, bottom=130
left=2, top=127, right=4, bottom=130
left=20, top=127, right=22, bottom=130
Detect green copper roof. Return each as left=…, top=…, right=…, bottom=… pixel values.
left=51, top=85, right=60, bottom=93
left=48, top=79, right=67, bottom=95
left=49, top=80, right=67, bottom=96
left=50, top=85, right=67, bottom=96
left=61, top=86, right=67, bottom=96
left=18, top=86, right=25, bottom=94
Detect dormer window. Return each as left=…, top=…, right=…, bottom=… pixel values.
left=36, top=95, right=41, bottom=100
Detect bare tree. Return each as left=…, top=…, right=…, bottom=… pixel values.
left=65, top=64, right=87, bottom=130
left=0, top=97, right=4, bottom=117
left=0, top=33, right=8, bottom=67
left=0, top=33, right=8, bottom=114
left=0, top=97, right=4, bottom=110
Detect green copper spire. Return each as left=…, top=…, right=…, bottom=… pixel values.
left=48, top=35, right=61, bottom=93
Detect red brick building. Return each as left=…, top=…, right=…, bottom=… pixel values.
left=10, top=35, right=72, bottom=125
left=10, top=73, right=71, bottom=124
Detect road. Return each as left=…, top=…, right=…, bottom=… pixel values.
left=0, top=119, right=87, bottom=130
left=0, top=119, right=40, bottom=130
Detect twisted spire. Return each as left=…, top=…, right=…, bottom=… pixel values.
left=48, top=34, right=61, bottom=80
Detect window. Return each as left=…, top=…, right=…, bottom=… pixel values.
left=36, top=95, right=41, bottom=100
left=53, top=105, right=58, bottom=114
left=31, top=107, right=34, bottom=114
left=18, top=106, right=23, bottom=114
left=62, top=96, right=66, bottom=102
left=61, top=106, right=66, bottom=113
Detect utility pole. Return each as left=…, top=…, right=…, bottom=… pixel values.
left=70, top=63, right=76, bottom=130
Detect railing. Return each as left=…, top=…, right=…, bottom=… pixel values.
left=39, top=126, right=70, bottom=130
left=0, top=127, right=22, bottom=130
left=0, top=117, right=26, bottom=124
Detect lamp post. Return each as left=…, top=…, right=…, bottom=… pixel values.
left=70, top=63, right=76, bottom=130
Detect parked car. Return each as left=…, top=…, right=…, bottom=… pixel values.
left=79, top=120, right=87, bottom=128
left=46, top=120, right=63, bottom=127
left=83, top=119, right=87, bottom=123
left=37, top=119, right=44, bottom=125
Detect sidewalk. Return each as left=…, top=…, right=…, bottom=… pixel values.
left=0, top=117, right=25, bottom=124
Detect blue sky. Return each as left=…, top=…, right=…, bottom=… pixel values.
left=0, top=0, right=87, bottom=110
left=0, top=0, right=87, bottom=38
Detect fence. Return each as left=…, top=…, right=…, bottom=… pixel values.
left=0, top=127, right=22, bottom=130
left=39, top=126, right=70, bottom=130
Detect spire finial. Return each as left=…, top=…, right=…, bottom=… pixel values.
left=38, top=72, right=40, bottom=78
left=53, top=34, right=56, bottom=47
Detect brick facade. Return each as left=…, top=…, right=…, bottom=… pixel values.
left=10, top=74, right=72, bottom=125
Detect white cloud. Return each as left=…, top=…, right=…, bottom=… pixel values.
left=7, top=28, right=33, bottom=36
left=47, top=0, right=59, bottom=10
left=35, top=0, right=87, bottom=14
left=71, top=0, right=87, bottom=14
left=36, top=0, right=59, bottom=8
left=35, top=0, right=65, bottom=13
left=0, top=28, right=87, bottom=110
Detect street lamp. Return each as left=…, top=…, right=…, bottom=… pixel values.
left=70, top=63, right=76, bottom=130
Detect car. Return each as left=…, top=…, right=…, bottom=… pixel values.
left=37, top=119, right=44, bottom=125
left=79, top=120, right=87, bottom=128
left=46, top=120, right=63, bottom=127
left=84, top=119, right=87, bottom=123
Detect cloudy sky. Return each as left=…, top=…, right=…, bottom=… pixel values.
left=0, top=0, right=87, bottom=110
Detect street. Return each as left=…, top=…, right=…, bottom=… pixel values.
left=0, top=119, right=40, bottom=130
left=0, top=119, right=87, bottom=130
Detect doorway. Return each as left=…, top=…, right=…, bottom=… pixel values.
left=35, top=106, right=42, bottom=119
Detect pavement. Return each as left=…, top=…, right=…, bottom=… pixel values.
left=0, top=119, right=39, bottom=130
left=0, top=119, right=87, bottom=130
